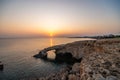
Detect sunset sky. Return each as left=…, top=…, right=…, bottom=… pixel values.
left=0, top=0, right=120, bottom=38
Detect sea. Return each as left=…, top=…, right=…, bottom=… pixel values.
left=0, top=38, right=94, bottom=80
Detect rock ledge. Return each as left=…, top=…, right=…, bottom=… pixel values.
left=33, top=38, right=120, bottom=80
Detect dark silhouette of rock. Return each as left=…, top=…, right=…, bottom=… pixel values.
left=55, top=52, right=82, bottom=64
left=0, top=61, right=3, bottom=71
left=33, top=51, right=47, bottom=59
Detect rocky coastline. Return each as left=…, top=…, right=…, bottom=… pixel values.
left=33, top=38, right=120, bottom=80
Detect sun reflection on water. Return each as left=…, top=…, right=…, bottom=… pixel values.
left=50, top=38, right=53, bottom=46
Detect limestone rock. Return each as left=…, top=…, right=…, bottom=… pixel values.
left=68, top=74, right=77, bottom=80
left=33, top=38, right=120, bottom=80
left=106, top=76, right=118, bottom=80
left=72, top=63, right=80, bottom=73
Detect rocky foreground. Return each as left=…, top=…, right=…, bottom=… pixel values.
left=34, top=38, right=120, bottom=80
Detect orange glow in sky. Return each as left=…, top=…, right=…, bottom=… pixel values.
left=0, top=0, right=120, bottom=37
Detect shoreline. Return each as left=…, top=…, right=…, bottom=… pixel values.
left=33, top=38, right=120, bottom=80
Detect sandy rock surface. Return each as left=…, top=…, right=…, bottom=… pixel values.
left=34, top=38, right=120, bottom=80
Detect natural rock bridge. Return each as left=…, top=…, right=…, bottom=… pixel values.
left=33, top=44, right=65, bottom=59
left=33, top=43, right=83, bottom=63
left=33, top=40, right=98, bottom=63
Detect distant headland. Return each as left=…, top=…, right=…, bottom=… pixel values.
left=68, top=34, right=120, bottom=39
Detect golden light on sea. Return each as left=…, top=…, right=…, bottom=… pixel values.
left=50, top=38, right=53, bottom=46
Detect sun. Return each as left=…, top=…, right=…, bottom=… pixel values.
left=50, top=32, right=53, bottom=37
left=40, top=14, right=65, bottom=36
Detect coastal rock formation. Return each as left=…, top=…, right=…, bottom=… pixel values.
left=34, top=38, right=120, bottom=80
left=33, top=44, right=64, bottom=59
left=79, top=39, right=120, bottom=80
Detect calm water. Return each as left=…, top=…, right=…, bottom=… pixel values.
left=0, top=38, right=93, bottom=80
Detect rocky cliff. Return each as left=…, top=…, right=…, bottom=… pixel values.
left=34, top=38, right=120, bottom=80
